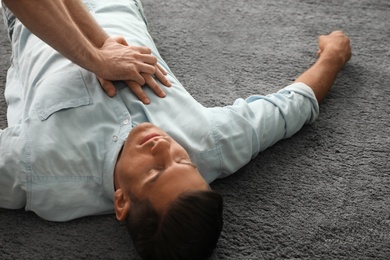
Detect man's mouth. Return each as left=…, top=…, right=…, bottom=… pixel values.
left=140, top=133, right=162, bottom=145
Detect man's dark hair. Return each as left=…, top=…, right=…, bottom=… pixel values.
left=125, top=190, right=223, bottom=260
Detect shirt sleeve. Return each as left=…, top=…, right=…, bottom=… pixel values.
left=244, top=82, right=319, bottom=149
left=0, top=125, right=27, bottom=209
left=210, top=82, right=319, bottom=178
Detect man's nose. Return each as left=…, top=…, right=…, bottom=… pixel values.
left=151, top=139, right=173, bottom=164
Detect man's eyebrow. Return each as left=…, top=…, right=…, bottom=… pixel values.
left=148, top=162, right=197, bottom=183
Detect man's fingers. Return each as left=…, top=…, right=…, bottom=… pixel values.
left=135, top=45, right=152, bottom=54
left=155, top=64, right=171, bottom=87
left=130, top=69, right=146, bottom=86
left=137, top=62, right=156, bottom=75
left=143, top=73, right=166, bottom=98
left=138, top=53, right=158, bottom=66
left=125, top=80, right=150, bottom=104
left=317, top=30, right=351, bottom=65
left=98, top=77, right=116, bottom=97
left=125, top=72, right=169, bottom=104
left=156, top=63, right=167, bottom=75
left=330, top=30, right=344, bottom=36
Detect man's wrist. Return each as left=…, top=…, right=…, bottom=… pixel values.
left=318, top=50, right=346, bottom=71
left=83, top=47, right=104, bottom=76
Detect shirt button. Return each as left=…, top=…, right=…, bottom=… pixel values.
left=123, top=119, right=129, bottom=125
left=112, top=135, right=118, bottom=142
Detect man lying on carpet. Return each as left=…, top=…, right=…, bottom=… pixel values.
left=0, top=0, right=351, bottom=259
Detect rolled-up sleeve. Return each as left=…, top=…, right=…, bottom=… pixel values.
left=241, top=82, right=319, bottom=152
left=210, top=82, right=319, bottom=178
left=0, top=125, right=27, bottom=209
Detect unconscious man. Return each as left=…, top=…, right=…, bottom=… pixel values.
left=0, top=0, right=351, bottom=259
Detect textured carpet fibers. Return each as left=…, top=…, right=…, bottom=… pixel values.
left=1, top=0, right=390, bottom=259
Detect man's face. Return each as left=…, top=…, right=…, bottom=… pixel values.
left=114, top=123, right=209, bottom=214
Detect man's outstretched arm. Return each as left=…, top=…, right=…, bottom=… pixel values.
left=3, top=0, right=169, bottom=102
left=294, top=31, right=352, bottom=103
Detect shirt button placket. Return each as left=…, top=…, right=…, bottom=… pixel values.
left=120, top=117, right=132, bottom=141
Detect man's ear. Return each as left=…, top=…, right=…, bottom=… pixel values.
left=114, top=189, right=131, bottom=221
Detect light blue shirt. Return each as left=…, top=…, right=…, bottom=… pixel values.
left=0, top=0, right=319, bottom=221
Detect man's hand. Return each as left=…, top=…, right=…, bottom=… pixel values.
left=98, top=63, right=171, bottom=103
left=95, top=36, right=156, bottom=84
left=123, top=63, right=171, bottom=104
left=95, top=36, right=171, bottom=103
left=317, top=31, right=352, bottom=67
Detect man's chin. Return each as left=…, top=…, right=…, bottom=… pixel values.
left=129, top=122, right=154, bottom=136
left=129, top=122, right=165, bottom=144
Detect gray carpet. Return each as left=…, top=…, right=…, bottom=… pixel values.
left=1, top=0, right=390, bottom=259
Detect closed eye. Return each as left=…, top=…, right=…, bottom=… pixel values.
left=148, top=167, right=164, bottom=183
left=147, top=159, right=197, bottom=184
left=178, top=159, right=197, bottom=169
